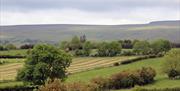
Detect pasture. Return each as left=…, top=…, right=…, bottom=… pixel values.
left=0, top=49, right=28, bottom=56
left=0, top=56, right=137, bottom=81
left=1, top=57, right=180, bottom=90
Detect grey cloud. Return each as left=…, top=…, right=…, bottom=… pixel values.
left=1, top=0, right=179, bottom=11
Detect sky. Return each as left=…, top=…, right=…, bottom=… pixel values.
left=0, top=0, right=180, bottom=25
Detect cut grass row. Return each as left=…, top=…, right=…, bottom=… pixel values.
left=0, top=56, right=137, bottom=81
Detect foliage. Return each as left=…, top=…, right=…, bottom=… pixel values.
left=151, top=39, right=171, bottom=54
left=5, top=44, right=17, bottom=50
left=0, top=45, right=8, bottom=51
left=109, top=67, right=156, bottom=89
left=60, top=41, right=70, bottom=51
left=90, top=77, right=110, bottom=90
left=70, top=36, right=82, bottom=50
left=17, top=44, right=72, bottom=85
left=98, top=41, right=122, bottom=57
left=38, top=79, right=67, bottom=91
left=133, top=41, right=151, bottom=55
left=20, top=44, right=34, bottom=49
left=39, top=79, right=100, bottom=91
left=163, top=49, right=180, bottom=79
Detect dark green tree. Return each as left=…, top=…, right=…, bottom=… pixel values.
left=98, top=41, right=121, bottom=57
left=151, top=39, right=171, bottom=54
left=133, top=41, right=151, bottom=55
left=70, top=36, right=82, bottom=50
left=5, top=44, right=17, bottom=50
left=17, top=44, right=72, bottom=85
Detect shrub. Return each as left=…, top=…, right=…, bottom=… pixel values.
left=167, top=69, right=179, bottom=79
left=39, top=79, right=101, bottom=91
left=113, top=62, right=120, bottom=66
left=163, top=49, right=180, bottom=79
left=135, top=67, right=156, bottom=85
left=109, top=70, right=135, bottom=89
left=20, top=44, right=34, bottom=49
left=38, top=79, right=67, bottom=91
left=90, top=77, right=110, bottom=90
left=109, top=67, right=156, bottom=89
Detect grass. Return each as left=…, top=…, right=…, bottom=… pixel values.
left=0, top=49, right=28, bottom=56
left=66, top=57, right=180, bottom=91
left=0, top=59, right=25, bottom=63
left=0, top=81, right=23, bottom=88
left=0, top=56, right=138, bottom=81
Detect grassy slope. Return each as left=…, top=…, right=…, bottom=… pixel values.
left=66, top=57, right=180, bottom=90
left=0, top=56, right=180, bottom=89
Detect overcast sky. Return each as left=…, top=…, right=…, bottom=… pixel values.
left=0, top=0, right=180, bottom=25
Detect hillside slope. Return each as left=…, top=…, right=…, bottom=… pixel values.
left=0, top=20, right=180, bottom=43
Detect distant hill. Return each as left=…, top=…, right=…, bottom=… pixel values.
left=0, top=20, right=180, bottom=44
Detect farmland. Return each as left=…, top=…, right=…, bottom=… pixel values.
left=0, top=48, right=179, bottom=90
left=1, top=57, right=180, bottom=90
left=0, top=56, right=138, bottom=81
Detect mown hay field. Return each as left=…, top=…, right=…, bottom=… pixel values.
left=0, top=56, right=137, bottom=81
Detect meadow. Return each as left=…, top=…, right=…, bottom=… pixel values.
left=0, top=48, right=180, bottom=90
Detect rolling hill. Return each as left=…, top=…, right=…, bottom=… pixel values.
left=0, top=20, right=180, bottom=44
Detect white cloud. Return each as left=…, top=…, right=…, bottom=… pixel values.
left=0, top=8, right=179, bottom=25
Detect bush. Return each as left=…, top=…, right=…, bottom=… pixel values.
left=109, top=67, right=156, bottom=89
left=113, top=62, right=120, bottom=66
left=167, top=69, right=179, bottom=79
left=90, top=77, right=110, bottom=90
left=20, top=44, right=34, bottom=49
left=135, top=67, right=156, bottom=85
left=109, top=70, right=135, bottom=89
left=39, top=79, right=101, bottom=91
left=163, top=49, right=180, bottom=79
left=39, top=79, right=67, bottom=91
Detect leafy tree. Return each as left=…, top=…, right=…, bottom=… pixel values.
left=60, top=41, right=70, bottom=51
left=70, top=36, right=82, bottom=50
left=109, top=41, right=122, bottom=56
left=133, top=41, right=151, bottom=55
left=151, top=39, right=171, bottom=54
left=163, top=49, right=180, bottom=79
left=17, top=44, right=72, bottom=85
left=83, top=41, right=92, bottom=56
left=80, top=34, right=86, bottom=43
left=98, top=41, right=121, bottom=57
left=0, top=45, right=7, bottom=51
left=5, top=44, right=17, bottom=50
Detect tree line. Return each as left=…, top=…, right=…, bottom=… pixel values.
left=59, top=35, right=171, bottom=57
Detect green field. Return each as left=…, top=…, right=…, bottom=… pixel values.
left=1, top=57, right=179, bottom=90
left=0, top=50, right=28, bottom=56
left=0, top=56, right=137, bottom=81
left=66, top=57, right=180, bottom=90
